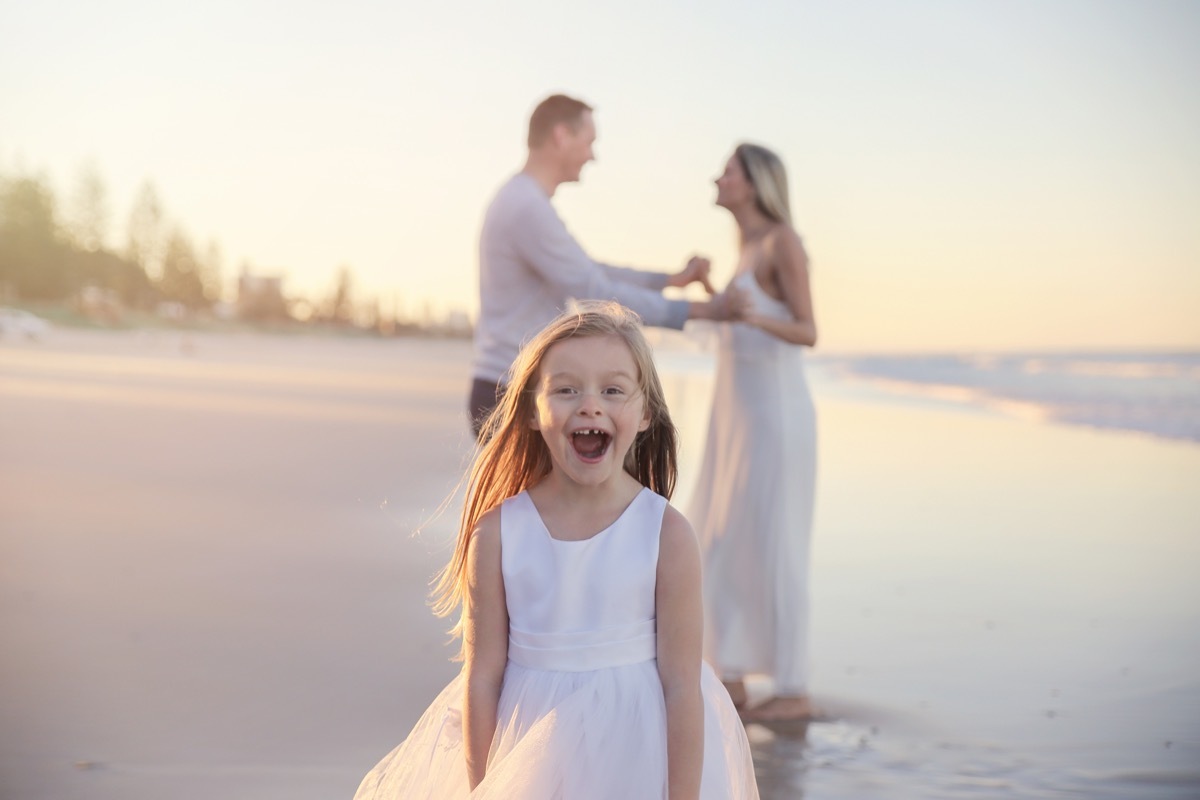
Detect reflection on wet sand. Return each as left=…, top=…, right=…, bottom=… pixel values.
left=749, top=720, right=812, bottom=799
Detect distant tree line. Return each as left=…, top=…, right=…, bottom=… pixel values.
left=1, top=163, right=471, bottom=335
left=0, top=164, right=219, bottom=311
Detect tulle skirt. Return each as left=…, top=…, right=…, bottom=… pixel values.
left=353, top=659, right=759, bottom=799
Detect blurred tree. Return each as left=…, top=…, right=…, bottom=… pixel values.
left=159, top=227, right=209, bottom=310
left=67, top=160, right=110, bottom=253
left=326, top=264, right=355, bottom=324
left=201, top=238, right=224, bottom=303
left=125, top=180, right=165, bottom=279
left=66, top=163, right=157, bottom=309
left=70, top=248, right=157, bottom=309
left=0, top=172, right=72, bottom=299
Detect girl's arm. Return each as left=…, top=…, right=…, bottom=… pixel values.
left=462, top=508, right=508, bottom=790
left=656, top=506, right=705, bottom=800
left=745, top=227, right=818, bottom=346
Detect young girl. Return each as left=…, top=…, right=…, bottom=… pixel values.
left=354, top=301, right=759, bottom=799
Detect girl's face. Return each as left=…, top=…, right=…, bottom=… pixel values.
left=531, top=335, right=650, bottom=488
left=714, top=154, right=754, bottom=210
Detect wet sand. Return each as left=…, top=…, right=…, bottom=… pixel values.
left=1, top=329, right=1197, bottom=799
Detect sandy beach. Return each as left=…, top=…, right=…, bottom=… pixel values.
left=2, top=329, right=1197, bottom=799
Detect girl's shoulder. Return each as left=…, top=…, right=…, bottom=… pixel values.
left=657, top=502, right=698, bottom=550
left=465, top=505, right=503, bottom=577
left=472, top=503, right=504, bottom=541
left=655, top=501, right=702, bottom=580
left=476, top=489, right=537, bottom=539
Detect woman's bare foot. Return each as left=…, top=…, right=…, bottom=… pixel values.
left=740, top=694, right=817, bottom=722
left=722, top=679, right=748, bottom=710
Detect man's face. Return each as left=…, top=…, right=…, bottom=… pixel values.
left=558, top=111, right=596, bottom=183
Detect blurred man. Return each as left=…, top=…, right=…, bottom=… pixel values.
left=469, top=93, right=723, bottom=437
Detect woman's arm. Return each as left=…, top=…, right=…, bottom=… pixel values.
left=744, top=228, right=818, bottom=346
left=462, top=509, right=508, bottom=790
left=656, top=506, right=705, bottom=800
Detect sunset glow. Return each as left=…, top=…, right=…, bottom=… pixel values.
left=3, top=0, right=1196, bottom=352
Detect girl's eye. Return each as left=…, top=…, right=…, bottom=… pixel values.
left=554, top=387, right=577, bottom=395
left=603, top=387, right=625, bottom=396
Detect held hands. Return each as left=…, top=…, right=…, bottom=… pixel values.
left=715, top=284, right=753, bottom=322
left=686, top=282, right=755, bottom=323
left=668, top=256, right=715, bottom=294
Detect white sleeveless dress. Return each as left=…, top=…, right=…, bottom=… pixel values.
left=687, top=270, right=817, bottom=695
left=353, top=487, right=759, bottom=799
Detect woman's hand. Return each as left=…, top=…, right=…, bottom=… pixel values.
left=720, top=285, right=753, bottom=322
left=686, top=282, right=754, bottom=322
left=690, top=285, right=752, bottom=322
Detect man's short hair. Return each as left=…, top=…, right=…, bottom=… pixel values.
left=527, top=94, right=593, bottom=149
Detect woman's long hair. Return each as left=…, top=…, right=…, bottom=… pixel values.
left=735, top=142, right=792, bottom=225
left=430, top=301, right=678, bottom=645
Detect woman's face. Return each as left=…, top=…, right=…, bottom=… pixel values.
left=715, top=154, right=754, bottom=210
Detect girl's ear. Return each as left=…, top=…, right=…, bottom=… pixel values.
left=638, top=406, right=651, bottom=432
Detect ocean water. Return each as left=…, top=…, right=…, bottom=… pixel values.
left=649, top=337, right=1200, bottom=800
left=821, top=351, right=1200, bottom=444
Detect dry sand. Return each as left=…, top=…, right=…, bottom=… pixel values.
left=1, top=328, right=1197, bottom=799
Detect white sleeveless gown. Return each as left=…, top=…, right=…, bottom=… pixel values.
left=687, top=271, right=817, bottom=695
left=353, top=488, right=759, bottom=799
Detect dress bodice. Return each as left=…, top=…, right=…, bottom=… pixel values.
left=724, top=271, right=804, bottom=360
left=499, top=488, right=666, bottom=671
left=732, top=270, right=793, bottom=322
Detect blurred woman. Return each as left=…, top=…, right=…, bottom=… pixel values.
left=688, top=143, right=818, bottom=721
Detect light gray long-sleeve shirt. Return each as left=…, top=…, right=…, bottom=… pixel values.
left=471, top=172, right=690, bottom=384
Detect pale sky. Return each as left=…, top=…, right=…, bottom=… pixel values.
left=2, top=0, right=1197, bottom=352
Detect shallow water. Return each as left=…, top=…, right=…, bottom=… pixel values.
left=654, top=336, right=1200, bottom=800
left=749, top=716, right=1200, bottom=799
left=823, top=351, right=1200, bottom=444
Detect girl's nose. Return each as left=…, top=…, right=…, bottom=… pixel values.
left=577, top=393, right=602, bottom=415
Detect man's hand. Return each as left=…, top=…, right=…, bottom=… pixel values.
left=668, top=256, right=715, bottom=294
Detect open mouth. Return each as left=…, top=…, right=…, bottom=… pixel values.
left=571, top=429, right=611, bottom=462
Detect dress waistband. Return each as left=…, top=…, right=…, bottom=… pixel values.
left=507, top=619, right=657, bottom=672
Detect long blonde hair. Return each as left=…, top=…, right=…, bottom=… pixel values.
left=430, top=301, right=678, bottom=640
left=735, top=142, right=792, bottom=224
